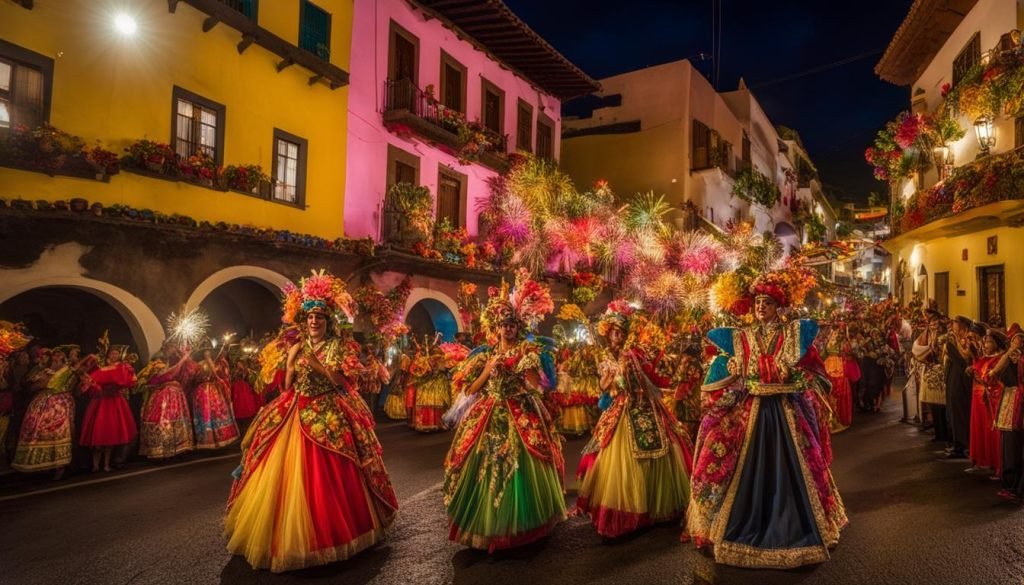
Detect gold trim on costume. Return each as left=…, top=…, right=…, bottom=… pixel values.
left=713, top=540, right=829, bottom=569
left=708, top=397, right=761, bottom=544
left=747, top=382, right=802, bottom=396
left=782, top=399, right=846, bottom=547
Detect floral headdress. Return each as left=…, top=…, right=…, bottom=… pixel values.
left=281, top=269, right=356, bottom=327
left=481, top=269, right=554, bottom=335
left=597, top=299, right=635, bottom=337
left=0, top=321, right=31, bottom=358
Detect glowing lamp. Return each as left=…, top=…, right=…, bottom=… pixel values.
left=114, top=13, right=137, bottom=36
left=974, top=117, right=996, bottom=154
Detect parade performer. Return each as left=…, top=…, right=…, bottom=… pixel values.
left=138, top=344, right=196, bottom=460
left=966, top=325, right=1006, bottom=476
left=687, top=279, right=846, bottom=569
left=0, top=322, right=32, bottom=469
left=230, top=353, right=263, bottom=423
left=80, top=343, right=138, bottom=473
left=443, top=271, right=565, bottom=552
left=407, top=341, right=452, bottom=432
left=12, top=345, right=86, bottom=478
left=913, top=310, right=949, bottom=441
left=383, top=351, right=410, bottom=421
left=225, top=270, right=398, bottom=572
left=191, top=347, right=239, bottom=449
left=576, top=301, right=693, bottom=538
left=823, top=323, right=857, bottom=431
left=358, top=346, right=389, bottom=414
left=552, top=345, right=600, bottom=436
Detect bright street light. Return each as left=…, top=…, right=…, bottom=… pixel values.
left=114, top=13, right=137, bottom=36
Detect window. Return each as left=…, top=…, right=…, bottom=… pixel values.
left=516, top=100, right=533, bottom=152
left=481, top=78, right=504, bottom=135
left=1016, top=115, right=1024, bottom=149
left=536, top=115, right=554, bottom=160
left=953, top=32, right=980, bottom=87
left=388, top=21, right=418, bottom=84
left=172, top=86, right=225, bottom=164
left=299, top=1, right=332, bottom=61
left=224, top=0, right=258, bottom=20
left=741, top=131, right=751, bottom=170
left=0, top=40, right=53, bottom=130
left=437, top=166, right=466, bottom=228
left=440, top=52, right=466, bottom=113
left=692, top=119, right=711, bottom=170
left=272, top=129, right=308, bottom=207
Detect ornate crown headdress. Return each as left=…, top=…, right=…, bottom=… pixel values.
left=282, top=269, right=357, bottom=326
left=596, top=299, right=635, bottom=337
left=481, top=269, right=554, bottom=335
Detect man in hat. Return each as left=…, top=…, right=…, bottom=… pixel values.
left=943, top=316, right=975, bottom=459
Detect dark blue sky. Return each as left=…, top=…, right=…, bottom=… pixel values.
left=504, top=0, right=915, bottom=204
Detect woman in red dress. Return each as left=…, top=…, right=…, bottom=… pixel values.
left=225, top=270, right=398, bottom=572
left=230, top=354, right=263, bottom=422
left=80, top=345, right=138, bottom=472
left=967, top=326, right=1006, bottom=475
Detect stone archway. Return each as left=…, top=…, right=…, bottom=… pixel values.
left=403, top=288, right=463, bottom=342
left=185, top=266, right=291, bottom=341
left=0, top=279, right=164, bottom=359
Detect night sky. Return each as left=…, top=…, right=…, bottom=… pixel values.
left=504, top=0, right=916, bottom=205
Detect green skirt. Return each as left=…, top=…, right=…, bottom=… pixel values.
left=446, top=429, right=566, bottom=551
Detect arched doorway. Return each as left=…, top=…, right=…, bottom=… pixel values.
left=0, top=286, right=139, bottom=355
left=774, top=221, right=800, bottom=256
left=406, top=299, right=459, bottom=342
left=186, top=267, right=289, bottom=341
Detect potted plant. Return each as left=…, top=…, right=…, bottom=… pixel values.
left=123, top=139, right=177, bottom=175
left=222, top=164, right=269, bottom=194
left=82, top=143, right=121, bottom=179
left=4, top=124, right=84, bottom=175
left=179, top=150, right=221, bottom=187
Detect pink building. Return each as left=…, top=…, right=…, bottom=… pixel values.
left=344, top=0, right=598, bottom=241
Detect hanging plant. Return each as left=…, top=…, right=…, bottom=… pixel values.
left=387, top=182, right=434, bottom=243
left=731, top=167, right=781, bottom=208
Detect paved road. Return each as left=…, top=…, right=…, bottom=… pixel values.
left=3, top=392, right=1024, bottom=585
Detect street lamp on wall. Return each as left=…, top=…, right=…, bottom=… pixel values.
left=932, top=145, right=953, bottom=180
left=974, top=116, right=996, bottom=155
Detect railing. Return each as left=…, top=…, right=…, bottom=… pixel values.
left=219, top=0, right=256, bottom=19
left=383, top=78, right=508, bottom=155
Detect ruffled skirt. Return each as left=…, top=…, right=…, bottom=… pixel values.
left=80, top=392, right=137, bottom=447
left=13, top=391, right=74, bottom=471
left=193, top=381, right=239, bottom=449
left=139, top=383, right=194, bottom=459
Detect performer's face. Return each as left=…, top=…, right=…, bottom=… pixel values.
left=754, top=296, right=778, bottom=322
left=51, top=352, right=66, bottom=368
left=499, top=320, right=519, bottom=342
left=983, top=335, right=998, bottom=354
left=106, top=349, right=121, bottom=363
left=69, top=348, right=79, bottom=361
left=307, top=312, right=328, bottom=339
left=608, top=326, right=625, bottom=348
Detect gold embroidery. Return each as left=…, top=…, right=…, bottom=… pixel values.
left=748, top=382, right=802, bottom=396
left=713, top=540, right=829, bottom=569
left=782, top=399, right=846, bottom=547
left=708, top=396, right=761, bottom=544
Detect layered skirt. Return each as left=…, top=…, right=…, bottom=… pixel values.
left=193, top=381, right=239, bottom=449
left=408, top=374, right=451, bottom=432
left=576, top=414, right=690, bottom=537
left=13, top=390, right=74, bottom=471
left=225, top=391, right=397, bottom=572
left=444, top=396, right=566, bottom=552
left=970, top=382, right=1002, bottom=472
left=232, top=379, right=263, bottom=420
left=824, top=356, right=853, bottom=431
left=383, top=388, right=407, bottom=421
left=139, top=382, right=194, bottom=459
left=80, top=389, right=137, bottom=447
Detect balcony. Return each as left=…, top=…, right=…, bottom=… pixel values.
left=382, top=79, right=510, bottom=172
left=692, top=143, right=736, bottom=178
left=890, top=145, right=1024, bottom=238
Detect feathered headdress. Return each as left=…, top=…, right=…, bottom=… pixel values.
left=281, top=269, right=357, bottom=326
left=0, top=321, right=31, bottom=358
left=481, top=269, right=554, bottom=334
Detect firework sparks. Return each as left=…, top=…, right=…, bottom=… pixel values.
left=166, top=307, right=210, bottom=348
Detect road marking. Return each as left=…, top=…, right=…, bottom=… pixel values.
left=0, top=454, right=238, bottom=502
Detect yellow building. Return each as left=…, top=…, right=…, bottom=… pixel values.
left=0, top=0, right=352, bottom=238
left=876, top=0, right=1024, bottom=326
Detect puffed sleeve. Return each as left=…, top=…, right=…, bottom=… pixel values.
left=702, top=327, right=737, bottom=390
left=797, top=319, right=819, bottom=359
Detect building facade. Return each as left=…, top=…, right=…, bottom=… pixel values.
left=344, top=0, right=598, bottom=241
left=877, top=0, right=1024, bottom=325
left=560, top=61, right=835, bottom=251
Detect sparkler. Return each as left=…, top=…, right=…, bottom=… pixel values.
left=166, top=307, right=210, bottom=348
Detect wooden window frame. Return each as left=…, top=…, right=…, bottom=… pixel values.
left=171, top=86, right=226, bottom=166
left=388, top=20, right=419, bottom=85
left=952, top=32, right=981, bottom=87
left=271, top=128, right=308, bottom=209
left=440, top=50, right=467, bottom=114
left=536, top=112, right=555, bottom=161
left=1015, top=115, right=1024, bottom=149
left=691, top=119, right=711, bottom=170
left=437, top=164, right=468, bottom=228
left=0, top=39, right=54, bottom=130
left=299, top=0, right=332, bottom=61
left=386, top=144, right=421, bottom=189
left=480, top=77, right=504, bottom=135
left=516, top=99, right=534, bottom=152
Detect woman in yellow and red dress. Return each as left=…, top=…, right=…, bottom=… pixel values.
left=79, top=344, right=137, bottom=472
left=225, top=270, right=398, bottom=572
left=408, top=345, right=451, bottom=432
left=823, top=323, right=857, bottom=432
left=576, top=301, right=693, bottom=538
left=191, top=348, right=239, bottom=450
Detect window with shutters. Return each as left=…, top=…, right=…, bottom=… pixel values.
left=437, top=168, right=464, bottom=228
left=953, top=33, right=980, bottom=87
left=171, top=86, right=225, bottom=165
left=299, top=1, right=332, bottom=61
left=517, top=100, right=533, bottom=152
left=692, top=119, right=711, bottom=170
left=440, top=52, right=466, bottom=114
left=536, top=115, right=554, bottom=160
left=272, top=128, right=308, bottom=208
left=0, top=40, right=53, bottom=131
left=389, top=21, right=418, bottom=85
left=223, top=0, right=258, bottom=20
left=481, top=78, right=504, bottom=135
